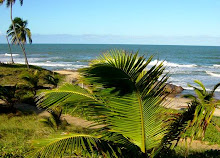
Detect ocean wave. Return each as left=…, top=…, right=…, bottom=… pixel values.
left=149, top=60, right=197, bottom=68
left=206, top=71, right=220, bottom=78
left=182, top=86, right=220, bottom=92
left=213, top=64, right=220, bottom=67
left=31, top=62, right=73, bottom=67
left=5, top=53, right=19, bottom=57
left=29, top=62, right=88, bottom=68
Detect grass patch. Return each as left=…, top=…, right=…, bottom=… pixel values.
left=0, top=114, right=53, bottom=156
left=204, top=116, right=220, bottom=145
left=0, top=63, right=62, bottom=86
left=0, top=113, right=85, bottom=157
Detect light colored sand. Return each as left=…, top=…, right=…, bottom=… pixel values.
left=178, top=139, right=220, bottom=150
left=54, top=70, right=220, bottom=117
left=54, top=70, right=80, bottom=83
left=165, top=97, right=220, bottom=117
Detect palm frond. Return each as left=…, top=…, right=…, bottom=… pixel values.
left=27, top=133, right=121, bottom=158
left=161, top=80, right=220, bottom=152
left=7, top=17, right=32, bottom=45
left=80, top=50, right=154, bottom=95
left=36, top=50, right=170, bottom=156
left=106, top=94, right=167, bottom=152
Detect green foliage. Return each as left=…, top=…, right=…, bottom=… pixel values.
left=44, top=74, right=59, bottom=87
left=21, top=70, right=41, bottom=95
left=0, top=64, right=62, bottom=105
left=0, top=63, right=55, bottom=85
left=0, top=0, right=23, bottom=8
left=28, top=133, right=125, bottom=158
left=161, top=80, right=220, bottom=155
left=40, top=106, right=69, bottom=131
left=7, top=17, right=32, bottom=45
left=183, top=80, right=220, bottom=140
left=33, top=50, right=170, bottom=157
left=0, top=85, right=19, bottom=107
left=204, top=116, right=220, bottom=145
left=0, top=114, right=54, bottom=157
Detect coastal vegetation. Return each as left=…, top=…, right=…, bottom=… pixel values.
left=0, top=0, right=219, bottom=157
left=0, top=64, right=62, bottom=110
left=0, top=0, right=30, bottom=68
left=0, top=50, right=219, bottom=157
left=7, top=17, right=32, bottom=63
left=24, top=50, right=220, bottom=157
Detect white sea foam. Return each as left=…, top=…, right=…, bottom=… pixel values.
left=183, top=86, right=220, bottom=92
left=149, top=60, right=197, bottom=68
left=16, top=62, right=88, bottom=68
left=206, top=71, right=220, bottom=78
left=31, top=62, right=73, bottom=67
left=5, top=53, right=19, bottom=57
left=213, top=64, right=220, bottom=67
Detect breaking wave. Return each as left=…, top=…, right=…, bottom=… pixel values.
left=5, top=53, right=19, bottom=57
left=206, top=71, right=220, bottom=78
left=149, top=60, right=197, bottom=68
left=213, top=64, right=220, bottom=67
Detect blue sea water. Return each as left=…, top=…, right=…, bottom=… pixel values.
left=0, top=44, right=220, bottom=97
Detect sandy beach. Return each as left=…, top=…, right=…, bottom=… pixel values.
left=54, top=70, right=220, bottom=117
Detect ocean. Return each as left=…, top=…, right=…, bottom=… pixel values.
left=0, top=44, right=220, bottom=97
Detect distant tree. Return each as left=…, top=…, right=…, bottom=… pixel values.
left=7, top=17, right=32, bottom=45
left=0, top=0, right=30, bottom=69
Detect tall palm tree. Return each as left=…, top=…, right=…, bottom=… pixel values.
left=0, top=0, right=30, bottom=68
left=7, top=17, right=32, bottom=66
left=29, top=50, right=171, bottom=158
left=6, top=34, right=14, bottom=63
left=7, top=17, right=32, bottom=44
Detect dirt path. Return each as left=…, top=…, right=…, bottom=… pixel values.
left=165, top=97, right=220, bottom=117
left=178, top=139, right=220, bottom=150
left=54, top=70, right=80, bottom=83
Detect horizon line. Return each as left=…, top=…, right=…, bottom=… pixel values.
left=0, top=43, right=220, bottom=47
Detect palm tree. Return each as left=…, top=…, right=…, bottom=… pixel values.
left=0, top=0, right=30, bottom=68
left=7, top=17, right=32, bottom=67
left=21, top=70, right=39, bottom=95
left=29, top=50, right=171, bottom=158
left=6, top=34, right=14, bottom=63
left=161, top=80, right=220, bottom=156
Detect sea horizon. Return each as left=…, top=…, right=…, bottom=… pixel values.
left=1, top=43, right=220, bottom=47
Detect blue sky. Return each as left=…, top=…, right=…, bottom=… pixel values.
left=0, top=0, right=220, bottom=45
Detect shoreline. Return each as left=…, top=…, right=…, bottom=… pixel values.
left=54, top=69, right=220, bottom=117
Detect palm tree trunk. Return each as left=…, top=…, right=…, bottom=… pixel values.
left=6, top=35, right=14, bottom=64
left=10, top=3, right=29, bottom=69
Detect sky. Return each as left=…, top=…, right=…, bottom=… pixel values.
left=0, top=0, right=220, bottom=45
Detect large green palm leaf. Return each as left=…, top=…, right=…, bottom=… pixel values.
left=35, top=50, right=169, bottom=157
left=28, top=133, right=121, bottom=158
left=81, top=50, right=169, bottom=152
